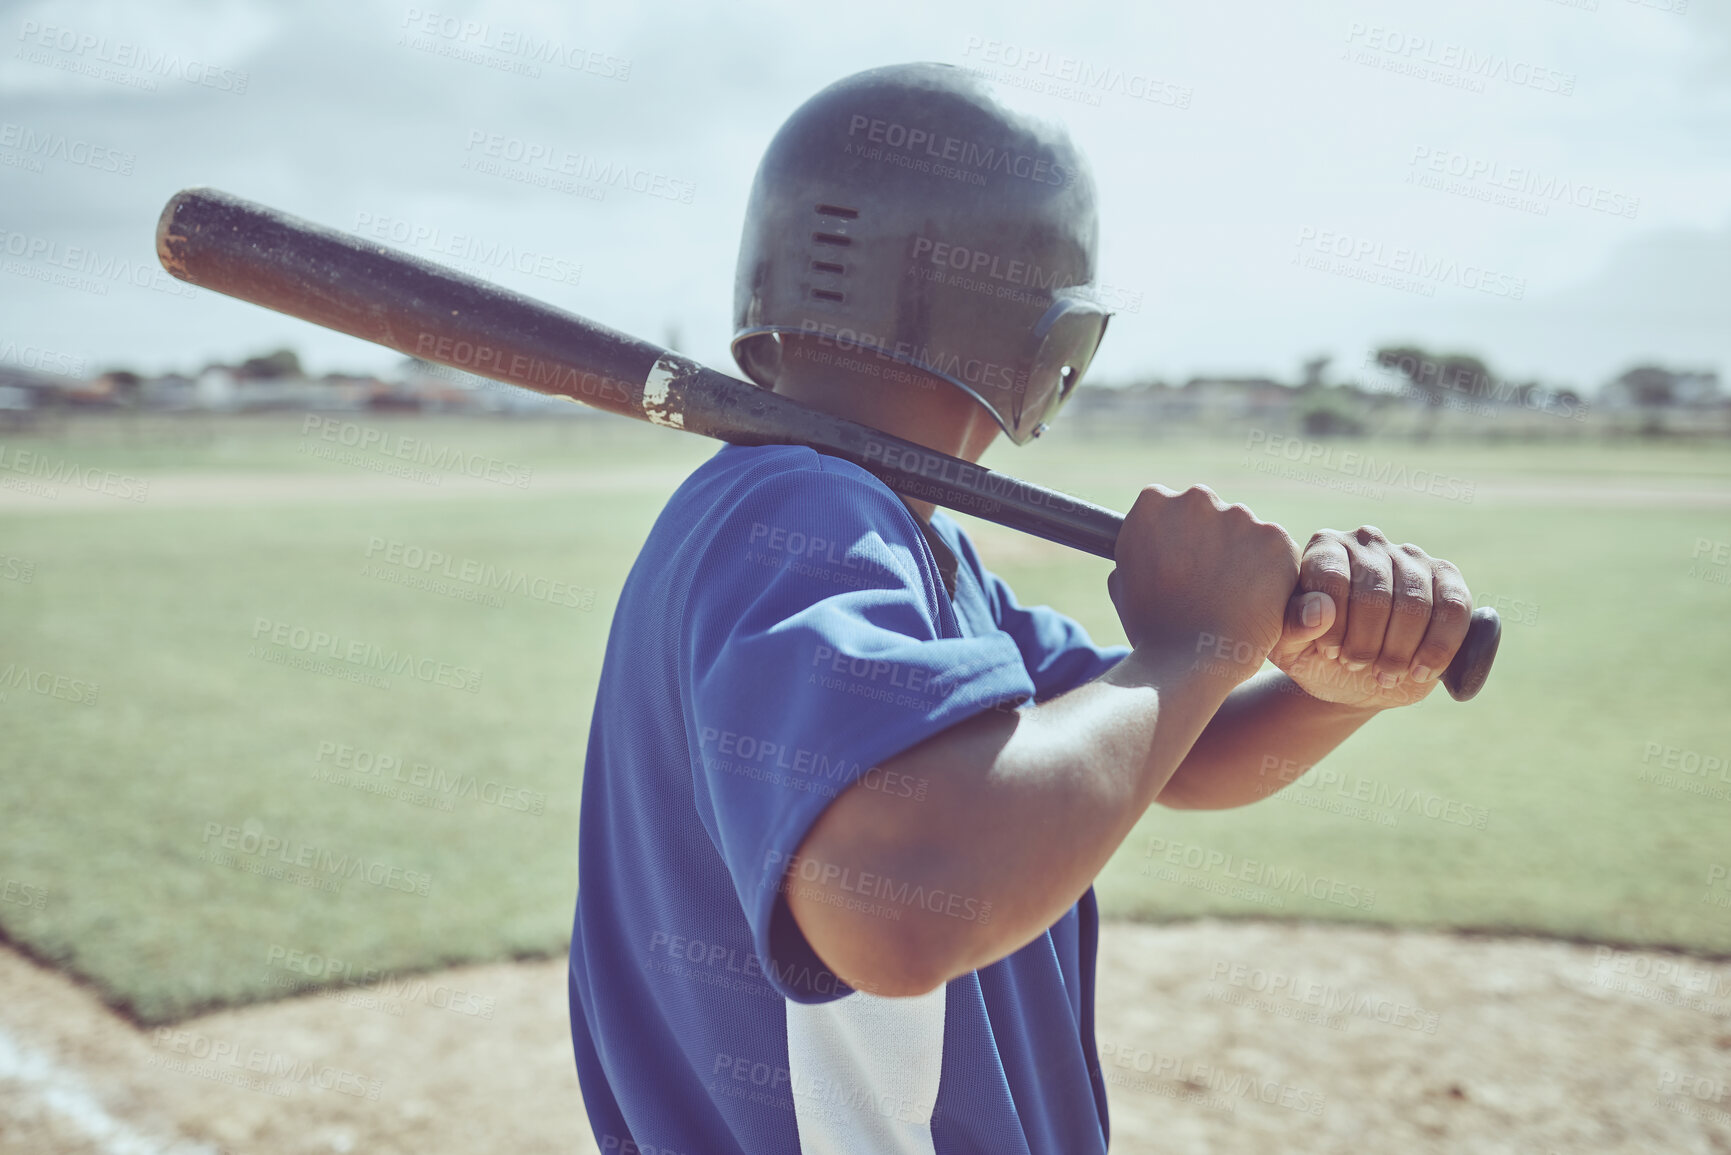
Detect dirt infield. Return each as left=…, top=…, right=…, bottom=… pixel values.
left=3, top=920, right=1727, bottom=1154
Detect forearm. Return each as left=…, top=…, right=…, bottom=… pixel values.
left=1154, top=669, right=1382, bottom=810
left=785, top=647, right=1231, bottom=996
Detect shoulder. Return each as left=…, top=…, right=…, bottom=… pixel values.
left=674, top=443, right=922, bottom=539
left=659, top=443, right=939, bottom=597
left=926, top=510, right=996, bottom=589
left=678, top=442, right=894, bottom=500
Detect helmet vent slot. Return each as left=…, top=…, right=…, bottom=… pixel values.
left=816, top=204, right=859, bottom=219
left=811, top=260, right=846, bottom=275
left=812, top=232, right=852, bottom=247
left=811, top=289, right=845, bottom=302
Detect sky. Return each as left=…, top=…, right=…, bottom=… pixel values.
left=1, top=0, right=1729, bottom=397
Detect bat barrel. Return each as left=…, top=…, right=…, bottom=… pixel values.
left=153, top=187, right=1127, bottom=556
left=157, top=187, right=667, bottom=423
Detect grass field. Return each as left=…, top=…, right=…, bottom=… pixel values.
left=2, top=412, right=1729, bottom=1024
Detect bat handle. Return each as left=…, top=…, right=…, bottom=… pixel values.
left=1062, top=514, right=1501, bottom=703
left=1440, top=606, right=1500, bottom=702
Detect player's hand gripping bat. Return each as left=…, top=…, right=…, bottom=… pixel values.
left=155, top=187, right=1500, bottom=701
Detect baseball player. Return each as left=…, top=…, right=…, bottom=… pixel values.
left=568, top=62, right=1475, bottom=1154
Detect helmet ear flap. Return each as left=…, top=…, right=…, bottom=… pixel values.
left=1016, top=298, right=1110, bottom=442
left=735, top=331, right=783, bottom=389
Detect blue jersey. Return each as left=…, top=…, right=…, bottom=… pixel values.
left=569, top=443, right=1129, bottom=1154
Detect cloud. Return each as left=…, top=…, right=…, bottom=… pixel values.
left=0, top=0, right=1728, bottom=390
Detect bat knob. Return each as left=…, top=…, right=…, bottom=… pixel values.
left=1441, top=607, right=1501, bottom=703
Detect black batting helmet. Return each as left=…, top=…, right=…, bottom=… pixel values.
left=731, top=62, right=1110, bottom=444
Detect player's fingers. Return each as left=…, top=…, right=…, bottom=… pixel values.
left=1374, top=544, right=1435, bottom=686
left=1271, top=589, right=1336, bottom=667
left=1409, top=560, right=1473, bottom=684
left=1339, top=527, right=1393, bottom=672
left=1298, top=534, right=1352, bottom=660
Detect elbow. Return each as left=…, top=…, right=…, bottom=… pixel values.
left=849, top=959, right=951, bottom=1000
left=789, top=886, right=966, bottom=999
left=799, top=916, right=961, bottom=1000
left=1153, top=776, right=1203, bottom=810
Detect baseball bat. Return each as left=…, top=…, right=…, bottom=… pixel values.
left=154, top=187, right=1500, bottom=701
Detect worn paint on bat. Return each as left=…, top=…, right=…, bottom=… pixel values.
left=643, top=354, right=701, bottom=430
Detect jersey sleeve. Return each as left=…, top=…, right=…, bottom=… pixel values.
left=682, top=456, right=1034, bottom=1004
left=956, top=530, right=1131, bottom=703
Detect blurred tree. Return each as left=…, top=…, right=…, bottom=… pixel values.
left=1613, top=364, right=1688, bottom=436
left=1615, top=365, right=1678, bottom=408
left=1374, top=345, right=1494, bottom=439
left=237, top=348, right=303, bottom=381
left=1299, top=391, right=1365, bottom=437
left=1299, top=354, right=1331, bottom=391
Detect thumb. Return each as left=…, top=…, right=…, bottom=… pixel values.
left=1273, top=590, right=1335, bottom=663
